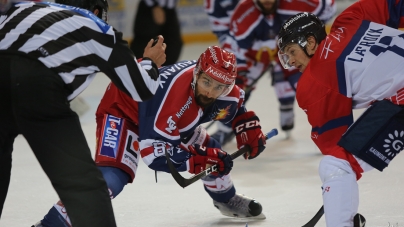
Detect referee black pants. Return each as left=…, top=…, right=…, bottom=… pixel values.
left=0, top=55, right=116, bottom=227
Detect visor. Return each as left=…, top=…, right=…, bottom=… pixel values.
left=277, top=35, right=307, bottom=69
left=278, top=50, right=292, bottom=69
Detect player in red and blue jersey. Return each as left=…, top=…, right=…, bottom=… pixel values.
left=35, top=46, right=268, bottom=227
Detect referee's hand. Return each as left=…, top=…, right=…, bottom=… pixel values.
left=143, top=35, right=166, bottom=67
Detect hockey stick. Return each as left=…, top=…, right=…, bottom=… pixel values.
left=302, top=205, right=324, bottom=227
left=204, top=65, right=272, bottom=130
left=165, top=128, right=278, bottom=188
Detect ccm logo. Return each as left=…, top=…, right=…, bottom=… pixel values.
left=235, top=120, right=259, bottom=133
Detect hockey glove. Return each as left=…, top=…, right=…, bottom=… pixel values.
left=188, top=145, right=233, bottom=175
left=232, top=111, right=266, bottom=160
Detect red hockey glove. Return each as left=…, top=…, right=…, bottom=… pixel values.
left=232, top=111, right=266, bottom=160
left=188, top=145, right=233, bottom=175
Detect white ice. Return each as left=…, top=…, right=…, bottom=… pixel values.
left=2, top=42, right=404, bottom=227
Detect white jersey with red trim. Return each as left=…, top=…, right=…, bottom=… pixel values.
left=296, top=0, right=404, bottom=179
left=96, top=60, right=246, bottom=173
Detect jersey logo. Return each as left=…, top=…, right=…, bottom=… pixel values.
left=165, top=116, right=177, bottom=133
left=382, top=130, right=404, bottom=158
left=176, top=96, right=193, bottom=119
left=213, top=105, right=231, bottom=120
left=100, top=115, right=123, bottom=158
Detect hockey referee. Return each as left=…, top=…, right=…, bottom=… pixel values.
left=0, top=1, right=166, bottom=226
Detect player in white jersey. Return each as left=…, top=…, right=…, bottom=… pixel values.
left=277, top=0, right=404, bottom=225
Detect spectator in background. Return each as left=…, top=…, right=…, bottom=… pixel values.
left=130, top=0, right=183, bottom=65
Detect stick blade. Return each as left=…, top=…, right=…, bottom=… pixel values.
left=165, top=150, right=187, bottom=188
left=302, top=206, right=324, bottom=227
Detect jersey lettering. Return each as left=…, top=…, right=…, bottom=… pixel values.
left=235, top=120, right=260, bottom=133
left=100, top=115, right=123, bottom=158
left=347, top=28, right=383, bottom=62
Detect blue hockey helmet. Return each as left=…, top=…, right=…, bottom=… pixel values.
left=56, top=0, right=108, bottom=21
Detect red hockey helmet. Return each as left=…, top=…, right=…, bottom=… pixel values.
left=194, top=46, right=237, bottom=96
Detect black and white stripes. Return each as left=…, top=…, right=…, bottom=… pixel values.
left=0, top=2, right=159, bottom=101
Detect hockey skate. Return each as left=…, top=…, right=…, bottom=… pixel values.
left=354, top=213, right=366, bottom=227
left=213, top=193, right=266, bottom=219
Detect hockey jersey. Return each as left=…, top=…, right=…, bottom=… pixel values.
left=96, top=60, right=247, bottom=173
left=204, top=0, right=240, bottom=43
left=296, top=0, right=404, bottom=179
left=226, top=0, right=335, bottom=76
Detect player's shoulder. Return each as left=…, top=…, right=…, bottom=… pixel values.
left=230, top=0, right=262, bottom=36
left=159, top=60, right=197, bottom=76
left=231, top=0, right=261, bottom=26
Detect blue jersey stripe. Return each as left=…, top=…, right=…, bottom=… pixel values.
left=386, top=0, right=404, bottom=28
left=336, top=20, right=369, bottom=96
left=312, top=114, right=353, bottom=135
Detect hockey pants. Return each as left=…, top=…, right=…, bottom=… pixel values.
left=319, top=155, right=373, bottom=227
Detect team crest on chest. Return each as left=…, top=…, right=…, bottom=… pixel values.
left=212, top=105, right=232, bottom=121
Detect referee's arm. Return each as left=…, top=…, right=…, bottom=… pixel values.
left=103, top=29, right=161, bottom=102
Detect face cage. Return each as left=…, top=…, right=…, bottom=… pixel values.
left=277, top=36, right=308, bottom=69
left=278, top=50, right=292, bottom=69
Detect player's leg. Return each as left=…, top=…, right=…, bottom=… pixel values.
left=319, top=155, right=361, bottom=226
left=10, top=57, right=116, bottom=227
left=38, top=166, right=130, bottom=227
left=38, top=114, right=138, bottom=227
left=271, top=64, right=299, bottom=138
left=202, top=138, right=265, bottom=219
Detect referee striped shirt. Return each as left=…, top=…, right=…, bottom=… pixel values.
left=0, top=2, right=160, bottom=101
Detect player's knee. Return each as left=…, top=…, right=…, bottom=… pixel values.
left=318, top=156, right=355, bottom=183
left=98, top=166, right=130, bottom=199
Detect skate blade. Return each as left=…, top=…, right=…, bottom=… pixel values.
left=221, top=212, right=266, bottom=220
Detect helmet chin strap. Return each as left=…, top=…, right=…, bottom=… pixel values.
left=303, top=48, right=314, bottom=58
left=302, top=37, right=316, bottom=58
